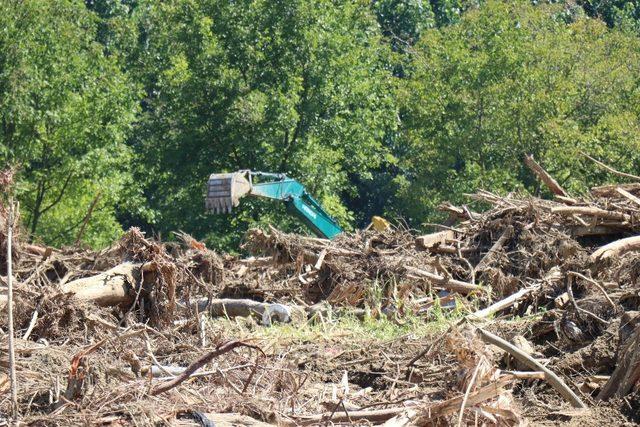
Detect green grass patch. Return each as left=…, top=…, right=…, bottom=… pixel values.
left=207, top=304, right=465, bottom=346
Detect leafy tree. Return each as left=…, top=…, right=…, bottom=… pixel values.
left=128, top=0, right=397, bottom=249
left=611, top=1, right=640, bottom=32
left=578, top=0, right=639, bottom=27
left=0, top=0, right=140, bottom=247
left=395, top=0, right=640, bottom=226
left=84, top=0, right=140, bottom=57
left=372, top=0, right=435, bottom=48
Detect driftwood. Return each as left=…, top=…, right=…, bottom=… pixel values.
left=616, top=187, right=640, bottom=207
left=477, top=328, right=587, bottom=408
left=414, top=376, right=515, bottom=424
left=296, top=406, right=408, bottom=425
left=468, top=285, right=539, bottom=320
left=591, top=183, right=640, bottom=197
left=551, top=206, right=630, bottom=222
left=151, top=340, right=262, bottom=396
left=380, top=376, right=515, bottom=426
left=426, top=244, right=473, bottom=255
left=524, top=154, right=568, bottom=197
left=503, top=370, right=546, bottom=380
left=24, top=244, right=53, bottom=258
left=194, top=413, right=273, bottom=427
left=189, top=298, right=299, bottom=325
left=438, top=202, right=472, bottom=219
left=555, top=195, right=578, bottom=205
left=475, top=225, right=513, bottom=271
left=61, top=263, right=140, bottom=306
left=590, top=236, right=640, bottom=262
left=405, top=266, right=484, bottom=294
left=142, top=365, right=189, bottom=378
left=318, top=379, right=516, bottom=427
left=415, top=230, right=455, bottom=250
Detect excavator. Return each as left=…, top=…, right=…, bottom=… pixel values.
left=205, top=170, right=389, bottom=239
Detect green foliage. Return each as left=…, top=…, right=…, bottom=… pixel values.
left=578, top=0, right=640, bottom=27
left=395, top=0, right=640, bottom=226
left=611, top=1, right=640, bottom=32
left=0, top=0, right=141, bottom=247
left=127, top=0, right=397, bottom=249
left=3, top=0, right=640, bottom=249
left=373, top=0, right=435, bottom=47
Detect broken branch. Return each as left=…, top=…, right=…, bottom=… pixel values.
left=524, top=154, right=568, bottom=197
left=150, top=340, right=263, bottom=396
left=477, top=328, right=586, bottom=408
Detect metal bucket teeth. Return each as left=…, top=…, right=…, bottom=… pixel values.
left=205, top=172, right=252, bottom=214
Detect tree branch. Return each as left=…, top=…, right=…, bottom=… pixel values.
left=150, top=341, right=263, bottom=396
left=39, top=173, right=73, bottom=216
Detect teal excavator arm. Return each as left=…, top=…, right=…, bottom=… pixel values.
left=205, top=170, right=343, bottom=239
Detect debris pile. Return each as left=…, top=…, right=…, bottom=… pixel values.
left=2, top=162, right=640, bottom=425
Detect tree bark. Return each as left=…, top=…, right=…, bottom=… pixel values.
left=524, top=154, right=568, bottom=197
left=60, top=263, right=140, bottom=306
left=551, top=206, right=630, bottom=222
left=590, top=236, right=640, bottom=262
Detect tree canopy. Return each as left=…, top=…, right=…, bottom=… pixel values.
left=396, top=1, right=640, bottom=224
left=2, top=0, right=640, bottom=249
left=0, top=0, right=140, bottom=247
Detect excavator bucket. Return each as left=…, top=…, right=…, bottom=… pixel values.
left=205, top=172, right=252, bottom=213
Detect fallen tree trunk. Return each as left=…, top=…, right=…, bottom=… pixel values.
left=405, top=266, right=484, bottom=295
left=590, top=236, right=640, bottom=262
left=616, top=187, right=640, bottom=207
left=189, top=298, right=301, bottom=325
left=551, top=206, right=630, bottom=222
left=592, top=183, right=640, bottom=197
left=475, top=226, right=513, bottom=271
left=425, top=244, right=473, bottom=255
left=197, top=413, right=273, bottom=427
left=60, top=263, right=140, bottom=306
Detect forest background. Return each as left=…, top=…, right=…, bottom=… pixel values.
left=2, top=0, right=640, bottom=250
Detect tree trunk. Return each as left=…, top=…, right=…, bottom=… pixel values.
left=60, top=263, right=141, bottom=306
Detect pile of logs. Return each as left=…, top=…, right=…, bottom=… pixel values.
left=2, top=155, right=640, bottom=423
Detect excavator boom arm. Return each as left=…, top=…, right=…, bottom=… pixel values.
left=206, top=171, right=343, bottom=239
